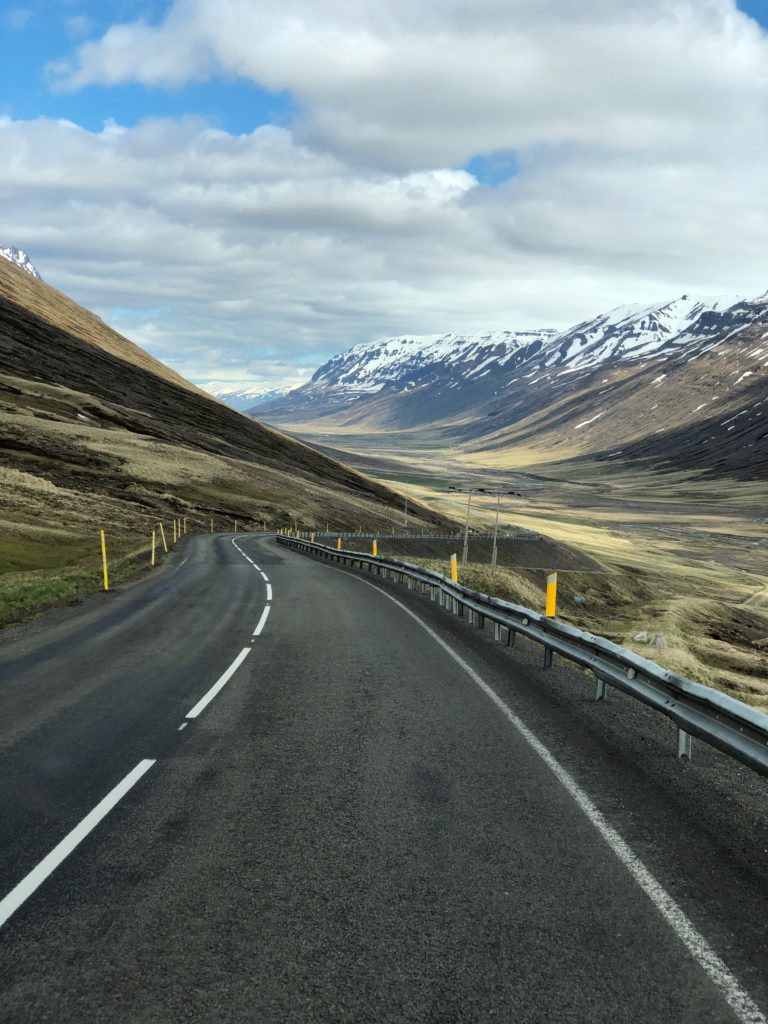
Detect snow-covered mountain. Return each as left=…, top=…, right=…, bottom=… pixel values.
left=253, top=291, right=768, bottom=478
left=300, top=329, right=558, bottom=399
left=537, top=294, right=742, bottom=371
left=250, top=329, right=558, bottom=425
left=0, top=246, right=41, bottom=280
left=202, top=381, right=287, bottom=412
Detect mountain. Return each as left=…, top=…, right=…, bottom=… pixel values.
left=251, top=328, right=557, bottom=429
left=0, top=254, right=449, bottom=609
left=1, top=246, right=41, bottom=280
left=202, top=381, right=287, bottom=412
left=465, top=293, right=768, bottom=479
left=529, top=294, right=742, bottom=371
left=252, top=292, right=768, bottom=479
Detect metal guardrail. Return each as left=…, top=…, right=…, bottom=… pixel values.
left=305, top=531, right=538, bottom=541
left=277, top=535, right=768, bottom=778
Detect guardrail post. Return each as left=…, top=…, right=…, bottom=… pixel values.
left=494, top=622, right=501, bottom=642
left=677, top=728, right=693, bottom=761
left=595, top=678, right=609, bottom=701
left=507, top=628, right=516, bottom=648
left=543, top=647, right=553, bottom=668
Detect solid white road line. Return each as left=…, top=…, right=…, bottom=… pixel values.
left=265, top=583, right=273, bottom=601
left=0, top=759, right=155, bottom=930
left=175, top=557, right=189, bottom=572
left=253, top=604, right=271, bottom=636
left=185, top=648, right=251, bottom=719
left=337, top=569, right=766, bottom=1024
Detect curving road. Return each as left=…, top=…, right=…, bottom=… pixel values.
left=0, top=533, right=766, bottom=1023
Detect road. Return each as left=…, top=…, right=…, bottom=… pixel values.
left=0, top=532, right=766, bottom=1023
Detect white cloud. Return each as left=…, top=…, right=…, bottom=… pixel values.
left=50, top=0, right=768, bottom=169
left=0, top=1, right=765, bottom=386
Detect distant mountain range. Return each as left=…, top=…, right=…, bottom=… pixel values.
left=0, top=246, right=41, bottom=280
left=251, top=292, right=768, bottom=479
left=202, top=381, right=287, bottom=413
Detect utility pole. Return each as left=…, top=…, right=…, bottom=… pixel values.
left=491, top=493, right=501, bottom=576
left=462, top=491, right=472, bottom=567
left=448, top=485, right=520, bottom=572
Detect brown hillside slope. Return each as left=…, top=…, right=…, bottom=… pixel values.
left=0, top=265, right=450, bottom=623
left=0, top=257, right=208, bottom=397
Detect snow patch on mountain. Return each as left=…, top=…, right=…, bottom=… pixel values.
left=0, top=245, right=41, bottom=280
left=303, top=328, right=558, bottom=397
left=542, top=294, right=743, bottom=372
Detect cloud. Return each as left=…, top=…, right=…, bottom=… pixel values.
left=1, top=102, right=766, bottom=386
left=0, top=1, right=765, bottom=386
left=50, top=0, right=768, bottom=169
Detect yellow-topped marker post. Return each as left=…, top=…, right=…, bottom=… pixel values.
left=372, top=539, right=378, bottom=556
left=310, top=532, right=315, bottom=542
left=100, top=530, right=109, bottom=591
left=450, top=553, right=458, bottom=583
left=337, top=537, right=342, bottom=551
left=173, top=520, right=177, bottom=544
left=159, top=523, right=168, bottom=553
left=151, top=529, right=156, bottom=567
left=545, top=572, right=558, bottom=617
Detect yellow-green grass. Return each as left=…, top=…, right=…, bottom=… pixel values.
left=0, top=536, right=166, bottom=628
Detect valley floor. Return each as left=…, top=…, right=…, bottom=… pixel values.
left=274, top=424, right=768, bottom=708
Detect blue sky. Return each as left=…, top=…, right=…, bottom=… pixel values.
left=4, top=0, right=767, bottom=195
left=4, top=1, right=765, bottom=140
left=2, top=1, right=767, bottom=386
left=2, top=1, right=296, bottom=135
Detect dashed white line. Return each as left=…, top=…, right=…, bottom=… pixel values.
left=177, top=722, right=188, bottom=731
left=0, top=759, right=155, bottom=930
left=175, top=557, right=189, bottom=572
left=185, top=648, right=251, bottom=719
left=265, top=583, right=273, bottom=601
left=253, top=604, right=271, bottom=636
left=334, top=568, right=766, bottom=1024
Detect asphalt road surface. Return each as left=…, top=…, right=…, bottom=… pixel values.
left=0, top=532, right=766, bottom=1023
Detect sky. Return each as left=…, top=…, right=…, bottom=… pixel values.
left=1, top=0, right=767, bottom=389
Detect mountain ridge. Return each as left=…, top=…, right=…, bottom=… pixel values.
left=251, top=291, right=768, bottom=479
left=202, top=380, right=287, bottom=412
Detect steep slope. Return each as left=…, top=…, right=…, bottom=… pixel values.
left=461, top=294, right=768, bottom=479
left=0, top=257, right=449, bottom=612
left=202, top=380, right=287, bottom=412
left=0, top=256, right=207, bottom=398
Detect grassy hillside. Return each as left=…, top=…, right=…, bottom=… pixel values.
left=0, top=258, right=452, bottom=625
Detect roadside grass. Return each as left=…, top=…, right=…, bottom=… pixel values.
left=409, top=536, right=768, bottom=708
left=0, top=538, right=161, bottom=629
